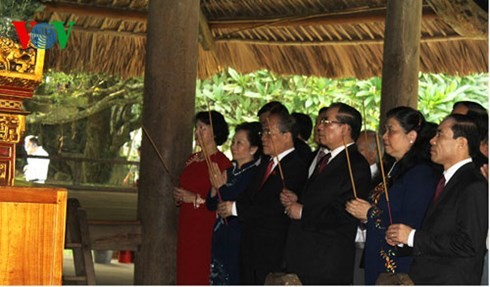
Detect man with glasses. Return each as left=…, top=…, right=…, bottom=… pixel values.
left=281, top=102, right=371, bottom=284
left=217, top=107, right=308, bottom=285
left=308, top=107, right=329, bottom=178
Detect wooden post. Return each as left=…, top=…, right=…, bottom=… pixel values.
left=380, top=0, right=422, bottom=126
left=135, top=0, right=200, bottom=284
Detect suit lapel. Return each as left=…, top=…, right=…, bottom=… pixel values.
left=304, top=146, right=347, bottom=192
left=317, top=144, right=357, bottom=176
left=424, top=162, right=475, bottom=221
left=256, top=152, right=294, bottom=193
left=249, top=157, right=271, bottom=193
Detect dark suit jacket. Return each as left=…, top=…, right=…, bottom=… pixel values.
left=285, top=144, right=371, bottom=284
left=410, top=162, right=488, bottom=285
left=294, top=138, right=314, bottom=165
left=237, top=150, right=308, bottom=285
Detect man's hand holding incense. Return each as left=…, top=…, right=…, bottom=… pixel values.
left=386, top=224, right=412, bottom=246
left=280, top=188, right=298, bottom=208
left=284, top=202, right=302, bottom=220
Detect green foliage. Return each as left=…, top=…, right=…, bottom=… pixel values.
left=25, top=71, right=143, bottom=185
left=0, top=0, right=44, bottom=39
left=197, top=68, right=488, bottom=150
left=24, top=68, right=488, bottom=184
left=418, top=73, right=489, bottom=123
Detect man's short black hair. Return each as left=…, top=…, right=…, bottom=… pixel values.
left=453, top=101, right=487, bottom=115
left=446, top=114, right=481, bottom=158
left=292, top=112, right=313, bottom=140
left=329, top=102, right=362, bottom=141
left=257, top=101, right=288, bottom=117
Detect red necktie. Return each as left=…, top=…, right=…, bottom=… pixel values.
left=315, top=152, right=331, bottom=174
left=432, top=176, right=446, bottom=203
left=259, top=160, right=274, bottom=189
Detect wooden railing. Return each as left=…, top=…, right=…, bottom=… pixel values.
left=22, top=154, right=139, bottom=193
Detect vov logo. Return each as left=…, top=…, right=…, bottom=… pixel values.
left=12, top=21, right=75, bottom=50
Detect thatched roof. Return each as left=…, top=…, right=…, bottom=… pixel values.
left=34, top=0, right=488, bottom=79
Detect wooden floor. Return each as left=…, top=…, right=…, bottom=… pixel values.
left=63, top=251, right=134, bottom=285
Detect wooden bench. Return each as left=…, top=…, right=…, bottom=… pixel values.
left=63, top=198, right=142, bottom=285
left=88, top=220, right=142, bottom=251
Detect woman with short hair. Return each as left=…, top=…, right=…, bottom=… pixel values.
left=207, top=122, right=263, bottom=285
left=173, top=111, right=232, bottom=285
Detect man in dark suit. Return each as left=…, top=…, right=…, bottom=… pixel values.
left=217, top=108, right=308, bottom=285
left=258, top=101, right=313, bottom=165
left=292, top=112, right=314, bottom=164
left=308, top=107, right=329, bottom=178
left=281, top=102, right=371, bottom=284
left=387, top=114, right=488, bottom=285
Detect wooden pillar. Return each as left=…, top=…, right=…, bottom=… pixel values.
left=135, top=0, right=200, bottom=284
left=380, top=0, right=422, bottom=126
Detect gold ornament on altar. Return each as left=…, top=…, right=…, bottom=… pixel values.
left=0, top=36, right=45, bottom=186
left=0, top=36, right=44, bottom=90
left=0, top=114, right=24, bottom=144
left=0, top=37, right=36, bottom=73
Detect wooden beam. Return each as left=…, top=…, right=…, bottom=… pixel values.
left=427, top=0, right=488, bottom=37
left=72, top=26, right=146, bottom=38
left=208, top=6, right=436, bottom=30
left=42, top=2, right=147, bottom=21
left=199, top=9, right=215, bottom=51
left=42, top=2, right=437, bottom=33
left=215, top=34, right=485, bottom=46
left=380, top=0, right=423, bottom=126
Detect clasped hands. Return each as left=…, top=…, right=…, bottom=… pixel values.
left=280, top=189, right=302, bottom=219
left=208, top=162, right=235, bottom=219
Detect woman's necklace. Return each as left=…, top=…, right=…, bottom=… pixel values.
left=386, top=161, right=397, bottom=178
left=231, top=158, right=261, bottom=177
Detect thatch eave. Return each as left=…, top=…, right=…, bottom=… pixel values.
left=34, top=0, right=488, bottom=79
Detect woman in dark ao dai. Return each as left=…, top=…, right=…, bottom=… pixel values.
left=346, top=107, right=441, bottom=284
left=206, top=122, right=263, bottom=285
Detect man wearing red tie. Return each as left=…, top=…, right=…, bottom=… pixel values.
left=281, top=103, right=371, bottom=284
left=217, top=107, right=307, bottom=285
left=387, top=114, right=488, bottom=285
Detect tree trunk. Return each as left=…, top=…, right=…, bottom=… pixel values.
left=83, top=110, right=112, bottom=183
left=135, top=0, right=200, bottom=284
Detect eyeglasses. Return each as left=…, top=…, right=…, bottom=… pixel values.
left=319, top=118, right=344, bottom=126
left=259, top=129, right=284, bottom=137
